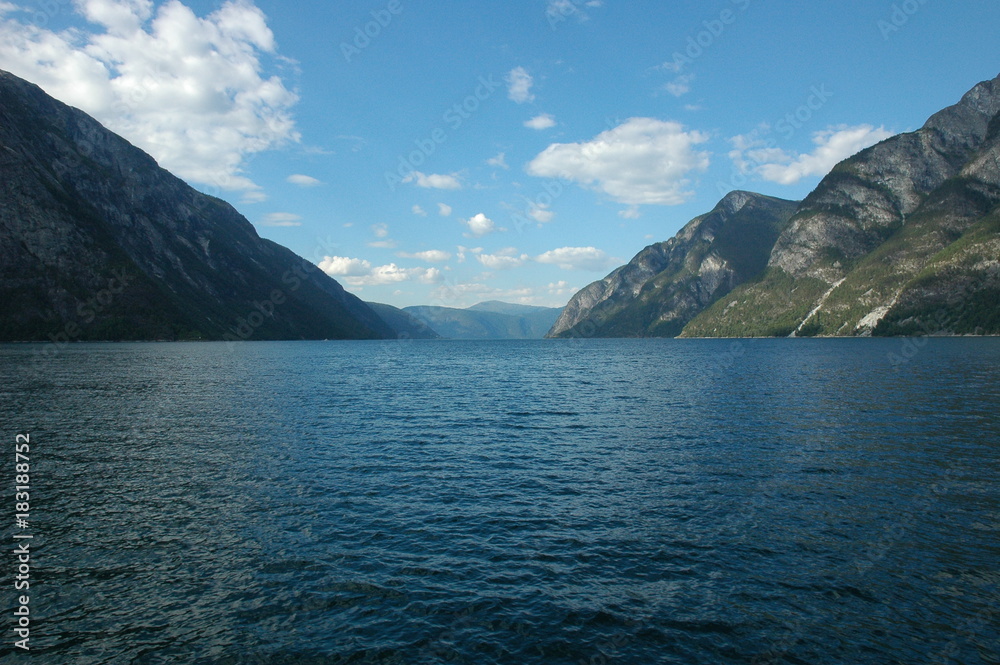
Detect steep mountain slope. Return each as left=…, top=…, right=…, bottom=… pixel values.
left=547, top=191, right=799, bottom=338
left=404, top=302, right=563, bottom=339
left=684, top=74, right=1000, bottom=337
left=0, top=69, right=392, bottom=341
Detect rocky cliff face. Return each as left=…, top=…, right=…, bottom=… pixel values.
left=547, top=191, right=799, bottom=337
left=685, top=73, right=1000, bottom=337
left=554, top=74, right=1000, bottom=339
left=0, top=69, right=393, bottom=341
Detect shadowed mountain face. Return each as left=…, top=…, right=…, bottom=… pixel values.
left=0, top=69, right=394, bottom=342
left=547, top=191, right=799, bottom=338
left=552, top=74, right=1000, bottom=339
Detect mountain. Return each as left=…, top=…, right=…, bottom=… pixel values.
left=551, top=73, right=1000, bottom=339
left=547, top=192, right=799, bottom=338
left=366, top=302, right=441, bottom=339
left=685, top=73, right=1000, bottom=337
left=0, top=69, right=392, bottom=342
left=404, top=302, right=563, bottom=339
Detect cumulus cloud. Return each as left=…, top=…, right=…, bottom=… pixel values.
left=397, top=249, right=452, bottom=263
left=547, top=280, right=578, bottom=298
left=476, top=248, right=529, bottom=270
left=260, top=212, right=301, bottom=227
left=524, top=113, right=556, bottom=130
left=430, top=281, right=535, bottom=308
left=438, top=203, right=453, bottom=217
left=0, top=0, right=299, bottom=193
left=411, top=204, right=427, bottom=216
left=528, top=201, right=555, bottom=224
left=535, top=246, right=612, bottom=271
left=506, top=66, right=534, bottom=104
left=318, top=256, right=373, bottom=276
left=730, top=124, right=895, bottom=185
left=664, top=74, right=695, bottom=97
left=527, top=118, right=710, bottom=205
left=464, top=213, right=498, bottom=237
left=287, top=174, right=322, bottom=187
left=319, top=256, right=441, bottom=287
left=402, top=171, right=462, bottom=190
left=486, top=152, right=509, bottom=169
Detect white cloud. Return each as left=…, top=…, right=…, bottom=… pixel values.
left=438, top=203, right=453, bottom=217
left=0, top=0, right=299, bottom=193
left=527, top=117, right=710, bottom=205
left=464, top=213, right=498, bottom=237
left=241, top=189, right=268, bottom=204
left=319, top=256, right=442, bottom=287
left=368, top=224, right=395, bottom=248
left=260, top=212, right=301, bottom=227
left=528, top=201, right=555, bottom=224
left=411, top=204, right=427, bottom=216
left=524, top=113, right=556, bottom=130
left=546, top=0, right=602, bottom=24
left=318, top=256, right=372, bottom=276
left=430, top=281, right=535, bottom=308
left=506, top=66, right=534, bottom=104
left=477, top=248, right=529, bottom=270
left=487, top=152, right=509, bottom=169
left=731, top=124, right=895, bottom=185
left=402, top=171, right=462, bottom=190
left=618, top=206, right=641, bottom=219
left=548, top=280, right=578, bottom=298
left=536, top=246, right=613, bottom=271
left=664, top=74, right=695, bottom=97
left=397, top=249, right=451, bottom=263
left=287, top=174, right=322, bottom=187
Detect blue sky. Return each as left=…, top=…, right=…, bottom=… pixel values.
left=1, top=0, right=998, bottom=308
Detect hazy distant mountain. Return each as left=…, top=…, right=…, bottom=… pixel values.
left=404, top=302, right=563, bottom=339
left=366, top=303, right=441, bottom=339
left=551, top=73, right=1000, bottom=338
left=0, top=69, right=393, bottom=341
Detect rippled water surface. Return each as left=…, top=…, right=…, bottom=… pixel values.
left=1, top=338, right=998, bottom=664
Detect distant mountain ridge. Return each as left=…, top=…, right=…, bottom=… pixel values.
left=404, top=301, right=563, bottom=339
left=366, top=303, right=441, bottom=339
left=0, top=69, right=392, bottom=341
left=551, top=73, right=1000, bottom=338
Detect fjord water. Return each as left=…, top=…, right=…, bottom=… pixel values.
left=1, top=338, right=998, bottom=664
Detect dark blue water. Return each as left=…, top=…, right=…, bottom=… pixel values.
left=0, top=338, right=998, bottom=664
